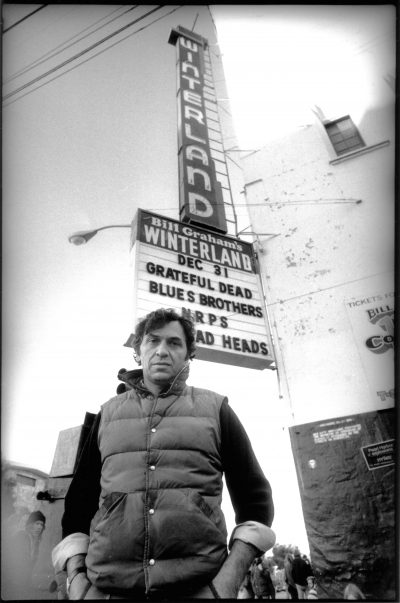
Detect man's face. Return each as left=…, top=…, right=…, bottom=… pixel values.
left=139, top=321, right=188, bottom=389
left=27, top=521, right=45, bottom=537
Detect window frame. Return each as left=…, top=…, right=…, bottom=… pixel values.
left=324, top=115, right=366, bottom=156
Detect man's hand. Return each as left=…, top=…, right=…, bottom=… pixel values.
left=211, top=539, right=259, bottom=598
left=68, top=571, right=91, bottom=600
left=66, top=554, right=91, bottom=600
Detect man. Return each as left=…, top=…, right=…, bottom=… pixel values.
left=3, top=510, right=46, bottom=598
left=284, top=552, right=299, bottom=600
left=305, top=576, right=318, bottom=600
left=52, top=308, right=275, bottom=599
left=292, top=549, right=313, bottom=600
left=250, top=556, right=276, bottom=599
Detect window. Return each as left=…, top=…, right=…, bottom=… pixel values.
left=325, top=116, right=365, bottom=156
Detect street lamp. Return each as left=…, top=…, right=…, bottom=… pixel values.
left=68, top=224, right=131, bottom=245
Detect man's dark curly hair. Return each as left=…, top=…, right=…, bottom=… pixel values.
left=132, top=308, right=196, bottom=364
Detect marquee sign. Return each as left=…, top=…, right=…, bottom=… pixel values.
left=168, top=25, right=228, bottom=234
left=128, top=209, right=275, bottom=370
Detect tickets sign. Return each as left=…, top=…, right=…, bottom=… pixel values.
left=345, top=289, right=394, bottom=406
left=129, top=209, right=275, bottom=369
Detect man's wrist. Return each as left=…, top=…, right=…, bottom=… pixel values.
left=66, top=553, right=87, bottom=595
left=66, top=568, right=90, bottom=598
left=68, top=566, right=87, bottom=583
left=209, top=581, right=221, bottom=599
left=212, top=539, right=259, bottom=598
left=67, top=553, right=86, bottom=574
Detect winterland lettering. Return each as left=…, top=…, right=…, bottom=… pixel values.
left=177, top=33, right=225, bottom=230
left=141, top=217, right=253, bottom=273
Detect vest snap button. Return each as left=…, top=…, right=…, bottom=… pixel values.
left=149, top=559, right=155, bottom=566
left=151, top=428, right=156, bottom=433
left=149, top=465, right=156, bottom=471
left=149, top=508, right=155, bottom=515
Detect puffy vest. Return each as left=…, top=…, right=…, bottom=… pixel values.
left=85, top=380, right=228, bottom=596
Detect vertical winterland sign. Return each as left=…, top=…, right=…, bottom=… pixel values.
left=128, top=209, right=275, bottom=370
left=168, top=26, right=228, bottom=234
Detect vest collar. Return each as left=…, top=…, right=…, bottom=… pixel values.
left=118, top=362, right=190, bottom=397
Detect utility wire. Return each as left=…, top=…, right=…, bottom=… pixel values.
left=3, top=5, right=163, bottom=102
left=4, top=5, right=137, bottom=84
left=353, top=30, right=393, bottom=56
left=225, top=154, right=242, bottom=170
left=206, top=5, right=218, bottom=38
left=3, top=6, right=182, bottom=107
left=146, top=199, right=361, bottom=211
left=3, top=4, right=48, bottom=33
left=216, top=102, right=232, bottom=118
left=266, top=271, right=393, bottom=308
left=191, top=12, right=199, bottom=31
left=283, top=198, right=361, bottom=207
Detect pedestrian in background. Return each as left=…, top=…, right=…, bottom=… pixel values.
left=274, top=565, right=288, bottom=595
left=251, top=556, right=276, bottom=599
left=238, top=569, right=255, bottom=599
left=284, top=552, right=299, bottom=600
left=344, top=582, right=366, bottom=599
left=292, top=549, right=313, bottom=599
left=305, top=575, right=318, bottom=599
left=2, top=510, right=46, bottom=599
left=52, top=308, right=276, bottom=599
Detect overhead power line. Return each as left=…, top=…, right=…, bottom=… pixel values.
left=3, top=5, right=163, bottom=102
left=191, top=12, right=199, bottom=32
left=3, top=5, right=182, bottom=107
left=5, top=5, right=138, bottom=84
left=353, top=30, right=394, bottom=56
left=206, top=5, right=218, bottom=38
left=267, top=271, right=392, bottom=308
left=3, top=4, right=48, bottom=33
left=147, top=199, right=362, bottom=211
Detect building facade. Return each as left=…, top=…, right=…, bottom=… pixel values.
left=2, top=461, right=49, bottom=524
left=241, top=98, right=394, bottom=424
left=239, top=93, right=395, bottom=598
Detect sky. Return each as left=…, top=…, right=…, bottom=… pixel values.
left=2, top=4, right=395, bottom=555
left=212, top=4, right=395, bottom=148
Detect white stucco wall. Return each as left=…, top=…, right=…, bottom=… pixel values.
left=241, top=102, right=394, bottom=424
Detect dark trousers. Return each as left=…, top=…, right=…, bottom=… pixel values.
left=287, top=583, right=299, bottom=600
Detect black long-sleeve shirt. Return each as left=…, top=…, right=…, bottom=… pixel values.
left=62, top=398, right=274, bottom=538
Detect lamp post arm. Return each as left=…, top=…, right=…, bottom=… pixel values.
left=68, top=224, right=131, bottom=245
left=95, top=224, right=131, bottom=232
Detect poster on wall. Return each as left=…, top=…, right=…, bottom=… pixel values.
left=289, top=409, right=396, bottom=600
left=127, top=209, right=275, bottom=370
left=345, top=290, right=394, bottom=407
